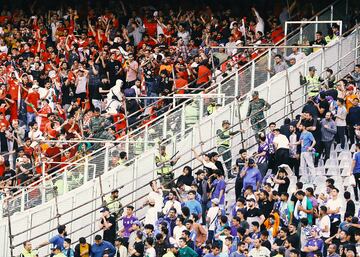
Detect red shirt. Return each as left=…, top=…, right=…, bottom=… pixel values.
left=196, top=65, right=211, bottom=85
left=175, top=78, right=188, bottom=94
left=26, top=91, right=40, bottom=113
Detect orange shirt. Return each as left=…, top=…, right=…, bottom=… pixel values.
left=196, top=65, right=211, bottom=85
left=345, top=94, right=357, bottom=112
left=175, top=78, right=188, bottom=94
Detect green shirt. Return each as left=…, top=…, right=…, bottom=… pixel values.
left=178, top=246, right=198, bottom=257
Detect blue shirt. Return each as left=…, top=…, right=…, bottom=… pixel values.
left=242, top=167, right=262, bottom=191
left=184, top=199, right=202, bottom=216
left=305, top=238, right=323, bottom=257
left=353, top=152, right=360, bottom=174
left=300, top=131, right=315, bottom=152
left=91, top=240, right=116, bottom=257
left=49, top=235, right=65, bottom=251
left=211, top=179, right=226, bottom=205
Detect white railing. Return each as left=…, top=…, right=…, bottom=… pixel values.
left=1, top=21, right=359, bottom=257
left=0, top=0, right=350, bottom=219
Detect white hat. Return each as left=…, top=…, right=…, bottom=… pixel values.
left=32, top=84, right=39, bottom=89
left=211, top=198, right=220, bottom=205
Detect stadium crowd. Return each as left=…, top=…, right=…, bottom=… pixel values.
left=0, top=0, right=352, bottom=203
left=20, top=65, right=360, bottom=257
left=0, top=0, right=319, bottom=199
left=2, top=1, right=360, bottom=257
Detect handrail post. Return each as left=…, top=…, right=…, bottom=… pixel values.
left=41, top=163, right=46, bottom=204
left=104, top=144, right=110, bottom=174
left=163, top=113, right=167, bottom=139
left=144, top=125, right=149, bottom=152
left=20, top=188, right=25, bottom=212
left=235, top=68, right=239, bottom=97
left=315, top=16, right=318, bottom=39
left=181, top=103, right=186, bottom=138
left=63, top=171, right=68, bottom=193
left=199, top=95, right=204, bottom=120
left=330, top=5, right=334, bottom=24
left=251, top=60, right=255, bottom=91
left=84, top=156, right=89, bottom=182
left=267, top=50, right=272, bottom=80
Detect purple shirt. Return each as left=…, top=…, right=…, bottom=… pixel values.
left=242, top=167, right=262, bottom=191
left=257, top=142, right=269, bottom=163
left=211, top=178, right=226, bottom=205
left=122, top=215, right=138, bottom=237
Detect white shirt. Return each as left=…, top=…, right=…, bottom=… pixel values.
left=248, top=246, right=270, bottom=257
left=207, top=206, right=220, bottom=231
left=317, top=215, right=331, bottom=238
left=145, top=247, right=156, bottom=257
left=253, top=9, right=264, bottom=34
left=144, top=206, right=158, bottom=226
left=163, top=199, right=182, bottom=215
left=115, top=245, right=128, bottom=257
left=285, top=52, right=306, bottom=63
left=148, top=190, right=164, bottom=212
left=173, top=225, right=186, bottom=245
left=273, top=134, right=290, bottom=150
left=177, top=31, right=190, bottom=45
left=326, top=197, right=341, bottom=221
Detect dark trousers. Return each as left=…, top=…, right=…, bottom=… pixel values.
left=348, top=125, right=359, bottom=146
left=289, top=157, right=300, bottom=179
left=320, top=140, right=333, bottom=162
left=275, top=148, right=289, bottom=168
left=336, top=126, right=346, bottom=149
left=353, top=173, right=360, bottom=200
left=235, top=177, right=243, bottom=200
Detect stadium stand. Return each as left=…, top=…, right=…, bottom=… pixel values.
left=1, top=0, right=360, bottom=257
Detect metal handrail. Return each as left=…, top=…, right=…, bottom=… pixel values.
left=0, top=0, right=342, bottom=192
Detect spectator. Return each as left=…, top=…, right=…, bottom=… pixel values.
left=334, top=98, right=347, bottom=149
left=99, top=207, right=117, bottom=245
left=20, top=241, right=38, bottom=257
left=319, top=112, right=337, bottom=162
left=74, top=237, right=91, bottom=257
left=62, top=238, right=75, bottom=257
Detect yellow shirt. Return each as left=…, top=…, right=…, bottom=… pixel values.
left=79, top=244, right=90, bottom=257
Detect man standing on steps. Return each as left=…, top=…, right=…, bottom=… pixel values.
left=155, top=145, right=180, bottom=189
left=247, top=91, right=271, bottom=141
left=216, top=120, right=240, bottom=179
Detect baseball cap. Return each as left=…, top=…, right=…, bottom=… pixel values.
left=222, top=120, right=230, bottom=125
left=211, top=198, right=220, bottom=205
left=133, top=220, right=141, bottom=226
left=251, top=91, right=259, bottom=96
left=51, top=245, right=62, bottom=251
left=100, top=207, right=109, bottom=213
left=309, top=66, right=317, bottom=71
left=32, top=84, right=39, bottom=89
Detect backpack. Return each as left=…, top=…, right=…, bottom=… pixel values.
left=124, top=87, right=136, bottom=97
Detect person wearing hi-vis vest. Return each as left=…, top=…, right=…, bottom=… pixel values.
left=20, top=241, right=38, bottom=257
left=184, top=100, right=199, bottom=129
left=300, top=66, right=323, bottom=98
left=216, top=120, right=240, bottom=179
left=155, top=145, right=180, bottom=188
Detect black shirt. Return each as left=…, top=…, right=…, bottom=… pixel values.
left=131, top=241, right=144, bottom=257
left=287, top=232, right=300, bottom=249
left=318, top=99, right=330, bottom=119
left=277, top=176, right=290, bottom=194
left=345, top=200, right=355, bottom=217
left=101, top=215, right=117, bottom=244
left=258, top=199, right=274, bottom=218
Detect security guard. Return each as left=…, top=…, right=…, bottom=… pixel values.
left=247, top=91, right=271, bottom=140
left=155, top=145, right=180, bottom=188
left=184, top=100, right=199, bottom=129
left=20, top=241, right=38, bottom=257
left=216, top=120, right=239, bottom=178
left=207, top=99, right=220, bottom=115
left=104, top=189, right=123, bottom=220
left=52, top=246, right=66, bottom=257
left=300, top=66, right=323, bottom=97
